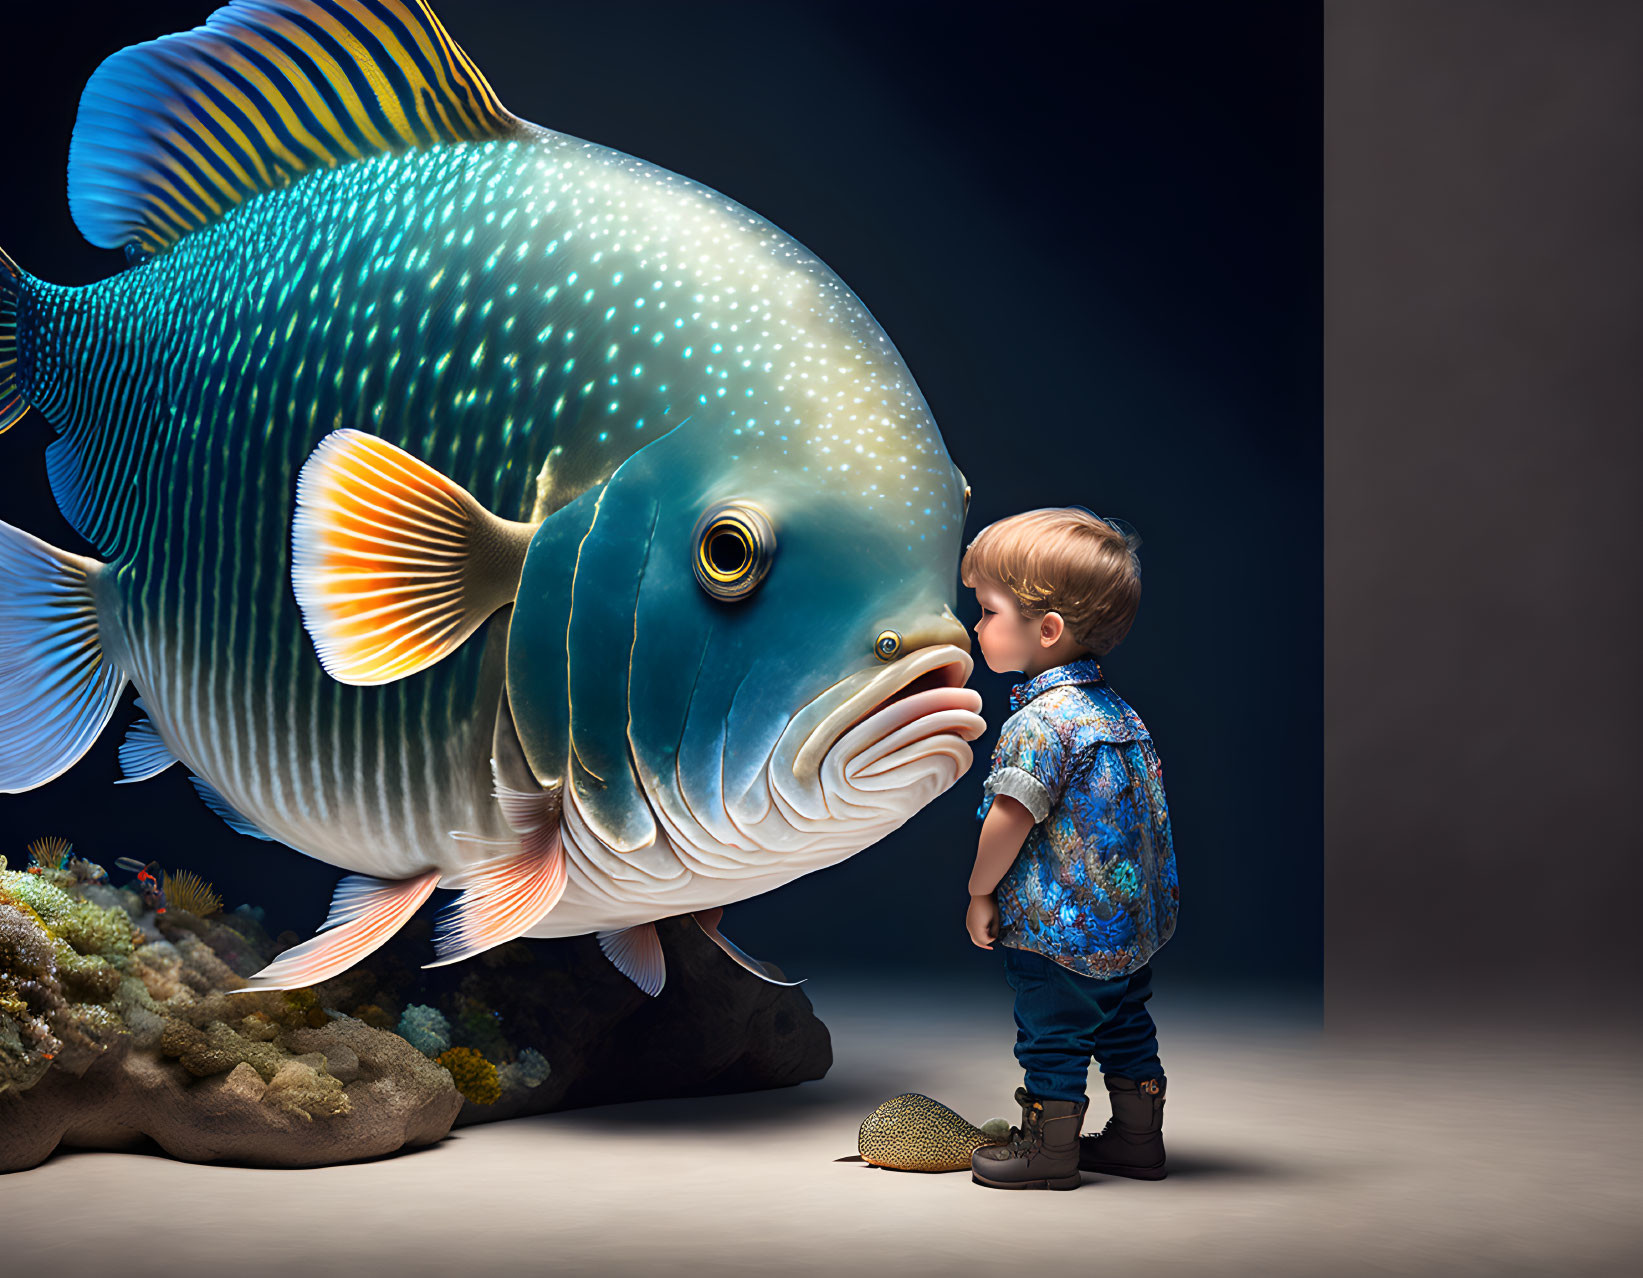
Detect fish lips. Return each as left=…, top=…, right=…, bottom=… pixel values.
left=769, top=643, right=984, bottom=824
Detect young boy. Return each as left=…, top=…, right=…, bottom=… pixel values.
left=961, top=506, right=1178, bottom=1191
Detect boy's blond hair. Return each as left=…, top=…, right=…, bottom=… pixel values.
left=960, top=507, right=1142, bottom=656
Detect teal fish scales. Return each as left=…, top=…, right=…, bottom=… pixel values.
left=0, top=1, right=983, bottom=997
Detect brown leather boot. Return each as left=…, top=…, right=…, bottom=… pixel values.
left=1078, top=1073, right=1167, bottom=1179
left=970, top=1086, right=1087, bottom=1190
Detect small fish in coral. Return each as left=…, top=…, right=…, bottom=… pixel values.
left=114, top=858, right=166, bottom=914
left=66, top=856, right=107, bottom=884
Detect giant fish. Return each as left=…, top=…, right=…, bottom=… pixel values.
left=0, top=0, right=984, bottom=996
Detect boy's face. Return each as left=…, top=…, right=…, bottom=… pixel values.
left=972, top=579, right=1050, bottom=675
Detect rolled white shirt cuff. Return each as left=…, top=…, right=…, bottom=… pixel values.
left=983, top=766, right=1051, bottom=823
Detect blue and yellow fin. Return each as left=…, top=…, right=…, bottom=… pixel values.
left=0, top=519, right=128, bottom=793
left=0, top=245, right=25, bottom=433
left=68, top=0, right=523, bottom=255
left=116, top=699, right=180, bottom=784
left=597, top=923, right=666, bottom=998
left=231, top=869, right=441, bottom=992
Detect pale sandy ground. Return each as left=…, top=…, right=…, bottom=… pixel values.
left=2, top=975, right=1639, bottom=1277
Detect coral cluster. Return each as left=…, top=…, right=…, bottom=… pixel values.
left=26, top=837, right=72, bottom=872
left=1, top=846, right=367, bottom=1120
left=435, top=1046, right=501, bottom=1105
left=396, top=1004, right=451, bottom=1056
left=499, top=1046, right=551, bottom=1094
left=454, top=995, right=509, bottom=1061
left=4, top=839, right=829, bottom=1169
left=1, top=856, right=136, bottom=1093
left=391, top=993, right=552, bottom=1106
left=162, top=868, right=224, bottom=918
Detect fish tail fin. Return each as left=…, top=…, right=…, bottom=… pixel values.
left=0, top=244, right=28, bottom=433
left=229, top=870, right=442, bottom=993
left=0, top=519, right=128, bottom=792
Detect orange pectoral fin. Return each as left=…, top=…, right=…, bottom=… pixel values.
left=291, top=429, right=535, bottom=686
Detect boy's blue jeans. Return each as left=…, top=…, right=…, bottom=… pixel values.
left=1001, top=943, right=1165, bottom=1103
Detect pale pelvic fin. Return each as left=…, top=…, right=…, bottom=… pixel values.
left=189, top=775, right=274, bottom=841
left=231, top=869, right=441, bottom=992
left=292, top=429, right=536, bottom=686
left=427, top=782, right=567, bottom=968
left=68, top=0, right=522, bottom=255
left=115, top=700, right=179, bottom=784
left=0, top=518, right=127, bottom=793
left=691, top=908, right=805, bottom=988
left=597, top=923, right=666, bottom=998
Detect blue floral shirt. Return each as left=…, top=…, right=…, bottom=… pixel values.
left=975, top=656, right=1178, bottom=980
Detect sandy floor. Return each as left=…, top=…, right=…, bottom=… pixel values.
left=3, top=977, right=1639, bottom=1276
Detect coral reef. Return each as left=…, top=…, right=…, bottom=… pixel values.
left=2, top=842, right=831, bottom=1168
left=5, top=870, right=135, bottom=961
left=0, top=853, right=459, bottom=1169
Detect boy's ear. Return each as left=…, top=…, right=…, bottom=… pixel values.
left=1038, top=610, right=1066, bottom=647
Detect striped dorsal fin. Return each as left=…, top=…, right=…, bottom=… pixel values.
left=68, top=0, right=523, bottom=255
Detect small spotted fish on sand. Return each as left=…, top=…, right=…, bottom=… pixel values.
left=0, top=1, right=984, bottom=995
left=858, top=1094, right=1003, bottom=1172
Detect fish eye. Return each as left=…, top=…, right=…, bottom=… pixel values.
left=692, top=500, right=776, bottom=601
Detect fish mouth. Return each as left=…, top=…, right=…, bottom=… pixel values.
left=791, top=642, right=984, bottom=782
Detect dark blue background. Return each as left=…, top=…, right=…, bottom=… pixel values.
left=0, top=2, right=1320, bottom=999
